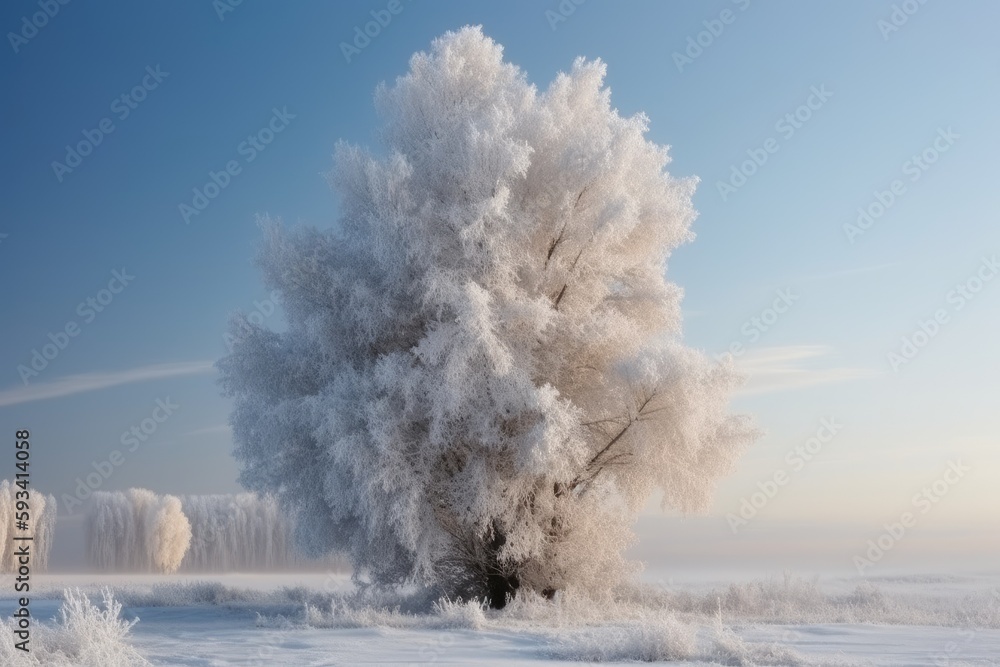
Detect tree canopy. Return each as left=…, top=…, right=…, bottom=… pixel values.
left=219, top=26, right=757, bottom=608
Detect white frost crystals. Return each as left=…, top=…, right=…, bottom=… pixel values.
left=219, top=26, right=758, bottom=608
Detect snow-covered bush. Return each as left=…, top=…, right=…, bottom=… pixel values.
left=545, top=616, right=697, bottom=663
left=0, top=588, right=149, bottom=666
left=220, top=26, right=757, bottom=607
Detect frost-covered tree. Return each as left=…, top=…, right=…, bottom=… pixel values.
left=0, top=481, right=57, bottom=573
left=86, top=489, right=191, bottom=574
left=220, top=26, right=757, bottom=608
left=179, top=493, right=295, bottom=572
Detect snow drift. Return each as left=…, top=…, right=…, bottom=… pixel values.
left=7, top=572, right=999, bottom=665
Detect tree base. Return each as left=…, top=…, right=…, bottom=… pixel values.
left=485, top=572, right=519, bottom=609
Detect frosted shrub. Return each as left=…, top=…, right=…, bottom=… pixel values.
left=430, top=597, right=489, bottom=629
left=220, top=26, right=757, bottom=608
left=0, top=588, right=149, bottom=666
left=546, top=616, right=697, bottom=663
left=303, top=599, right=409, bottom=630
left=711, top=611, right=806, bottom=666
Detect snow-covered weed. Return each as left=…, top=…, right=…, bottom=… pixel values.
left=709, top=600, right=807, bottom=666
left=545, top=615, right=697, bottom=662
left=430, top=597, right=489, bottom=630
left=709, top=627, right=808, bottom=667
left=0, top=588, right=148, bottom=666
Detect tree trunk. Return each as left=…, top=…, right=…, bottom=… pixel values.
left=483, top=521, right=519, bottom=609
left=485, top=571, right=519, bottom=609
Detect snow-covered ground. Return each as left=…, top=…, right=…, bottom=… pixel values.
left=2, top=571, right=999, bottom=665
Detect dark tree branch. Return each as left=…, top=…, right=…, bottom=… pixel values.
left=581, top=417, right=625, bottom=428
left=546, top=185, right=591, bottom=308
left=552, top=284, right=568, bottom=309
left=544, top=222, right=567, bottom=270
left=556, top=389, right=660, bottom=497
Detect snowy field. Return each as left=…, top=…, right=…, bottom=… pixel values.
left=2, top=571, right=1000, bottom=665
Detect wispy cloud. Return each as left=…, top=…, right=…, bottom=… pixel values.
left=735, top=345, right=879, bottom=396
left=184, top=424, right=232, bottom=437
left=0, top=361, right=214, bottom=407
left=799, top=262, right=900, bottom=283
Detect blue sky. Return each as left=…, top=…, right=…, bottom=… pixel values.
left=1, top=0, right=997, bottom=571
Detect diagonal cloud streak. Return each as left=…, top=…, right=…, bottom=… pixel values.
left=183, top=424, right=232, bottom=437
left=733, top=345, right=879, bottom=396
left=0, top=361, right=215, bottom=407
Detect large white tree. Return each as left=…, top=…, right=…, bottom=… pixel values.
left=220, top=26, right=757, bottom=608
